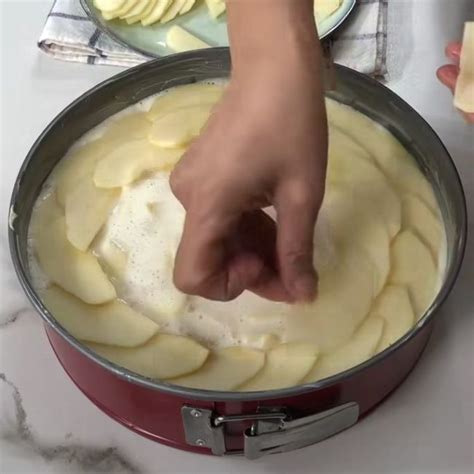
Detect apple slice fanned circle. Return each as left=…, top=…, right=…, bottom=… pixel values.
left=327, top=126, right=402, bottom=239
left=32, top=193, right=116, bottom=304
left=401, top=193, right=443, bottom=261
left=239, top=343, right=319, bottom=391
left=326, top=99, right=438, bottom=213
left=43, top=285, right=159, bottom=347
left=65, top=177, right=120, bottom=251
left=148, top=104, right=214, bottom=148
left=169, top=346, right=265, bottom=390
left=94, top=139, right=184, bottom=188
left=87, top=334, right=209, bottom=379
left=390, top=230, right=438, bottom=318
left=304, top=317, right=384, bottom=383
left=54, top=112, right=151, bottom=206
left=371, top=285, right=415, bottom=352
left=287, top=246, right=377, bottom=353
left=147, top=83, right=224, bottom=121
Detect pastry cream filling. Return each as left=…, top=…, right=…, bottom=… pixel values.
left=29, top=82, right=445, bottom=391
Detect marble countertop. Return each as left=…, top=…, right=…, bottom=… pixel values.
left=1, top=1, right=473, bottom=473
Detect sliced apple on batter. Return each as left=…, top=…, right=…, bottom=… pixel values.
left=65, top=177, right=119, bottom=251
left=148, top=253, right=188, bottom=320
left=327, top=127, right=401, bottom=239
left=324, top=187, right=390, bottom=294
left=390, top=230, right=438, bottom=317
left=239, top=343, right=319, bottom=391
left=304, top=316, right=384, bottom=382
left=94, top=238, right=128, bottom=281
left=287, top=247, right=376, bottom=352
left=87, top=334, right=209, bottom=379
left=148, top=104, right=214, bottom=148
left=141, top=0, right=172, bottom=25
left=371, top=285, right=415, bottom=352
left=104, top=112, right=151, bottom=141
left=54, top=140, right=107, bottom=207
left=43, top=285, right=158, bottom=347
left=242, top=334, right=280, bottom=351
left=326, top=99, right=438, bottom=213
left=147, top=83, right=224, bottom=121
left=94, top=139, right=184, bottom=188
left=169, top=346, right=264, bottom=390
left=402, top=194, right=443, bottom=261
left=32, top=194, right=116, bottom=305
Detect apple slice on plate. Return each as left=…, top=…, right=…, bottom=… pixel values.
left=167, top=26, right=210, bottom=52
left=101, top=0, right=138, bottom=19
left=161, top=0, right=187, bottom=23
left=169, top=346, right=265, bottom=390
left=141, top=0, right=172, bottom=25
left=94, top=0, right=127, bottom=12
left=87, top=334, right=209, bottom=379
left=179, top=0, right=195, bottom=15
left=121, top=0, right=151, bottom=18
left=205, top=0, right=226, bottom=19
left=126, top=0, right=158, bottom=23
left=43, top=285, right=159, bottom=347
left=304, top=316, right=384, bottom=382
left=239, top=343, right=319, bottom=391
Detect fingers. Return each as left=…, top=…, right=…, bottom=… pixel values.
left=275, top=180, right=321, bottom=302
left=173, top=206, right=289, bottom=301
left=173, top=207, right=241, bottom=301
left=234, top=210, right=292, bottom=302
left=436, top=64, right=459, bottom=94
left=445, top=42, right=462, bottom=64
left=436, top=41, right=462, bottom=93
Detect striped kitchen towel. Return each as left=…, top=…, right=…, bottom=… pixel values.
left=38, top=0, right=388, bottom=76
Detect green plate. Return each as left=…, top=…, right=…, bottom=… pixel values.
left=81, top=0, right=356, bottom=58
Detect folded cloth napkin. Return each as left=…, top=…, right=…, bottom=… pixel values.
left=38, top=0, right=388, bottom=76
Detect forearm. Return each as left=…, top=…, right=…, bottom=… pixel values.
left=227, top=0, right=322, bottom=78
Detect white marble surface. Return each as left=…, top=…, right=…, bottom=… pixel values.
left=0, top=1, right=473, bottom=473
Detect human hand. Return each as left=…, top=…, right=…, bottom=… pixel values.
left=170, top=55, right=328, bottom=303
left=437, top=42, right=474, bottom=123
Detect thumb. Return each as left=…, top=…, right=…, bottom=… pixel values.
left=276, top=182, right=319, bottom=302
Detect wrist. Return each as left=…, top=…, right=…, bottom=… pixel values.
left=227, top=0, right=321, bottom=78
